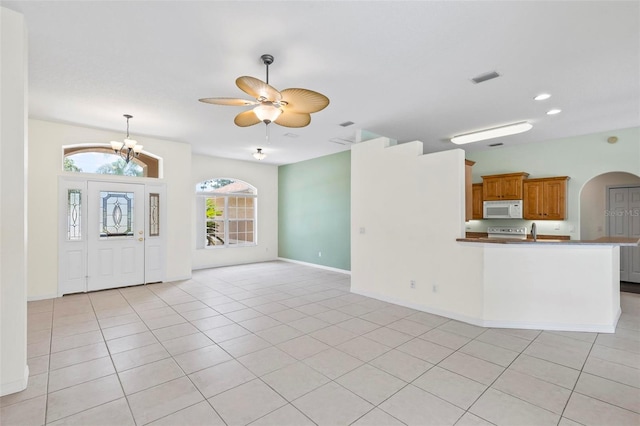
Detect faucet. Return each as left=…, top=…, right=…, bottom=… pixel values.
left=531, top=222, right=537, bottom=241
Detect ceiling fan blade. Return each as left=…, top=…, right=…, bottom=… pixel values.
left=236, top=76, right=281, bottom=102
left=234, top=110, right=261, bottom=127
left=280, top=88, right=329, bottom=114
left=199, top=97, right=257, bottom=106
left=274, top=112, right=311, bottom=128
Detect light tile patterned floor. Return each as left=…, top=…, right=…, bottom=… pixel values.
left=2, top=261, right=639, bottom=425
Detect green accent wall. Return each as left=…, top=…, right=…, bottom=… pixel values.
left=278, top=150, right=351, bottom=270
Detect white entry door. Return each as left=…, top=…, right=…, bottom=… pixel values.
left=609, top=186, right=640, bottom=283
left=87, top=181, right=145, bottom=291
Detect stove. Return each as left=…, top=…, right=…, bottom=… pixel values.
left=487, top=226, right=528, bottom=240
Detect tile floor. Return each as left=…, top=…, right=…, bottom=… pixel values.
left=2, top=261, right=639, bottom=426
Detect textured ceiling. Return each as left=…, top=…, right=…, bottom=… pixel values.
left=2, top=1, right=639, bottom=165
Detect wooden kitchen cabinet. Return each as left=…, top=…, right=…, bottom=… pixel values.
left=465, top=160, right=475, bottom=221
left=482, top=172, right=529, bottom=200
left=523, top=176, right=569, bottom=220
left=472, top=183, right=483, bottom=219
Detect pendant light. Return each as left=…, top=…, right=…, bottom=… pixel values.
left=110, top=114, right=143, bottom=163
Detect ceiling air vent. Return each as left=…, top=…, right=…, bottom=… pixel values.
left=339, top=121, right=355, bottom=127
left=471, top=71, right=500, bottom=84
left=329, top=136, right=356, bottom=145
left=488, top=142, right=504, bottom=147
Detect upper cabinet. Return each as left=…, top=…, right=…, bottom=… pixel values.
left=482, top=172, right=529, bottom=201
left=523, top=177, right=569, bottom=220
left=472, top=183, right=483, bottom=219
left=465, top=160, right=475, bottom=221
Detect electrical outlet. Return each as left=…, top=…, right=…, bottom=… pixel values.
left=359, top=227, right=366, bottom=234
left=410, top=280, right=416, bottom=289
left=432, top=284, right=438, bottom=293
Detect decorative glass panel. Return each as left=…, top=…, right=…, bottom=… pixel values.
left=149, top=193, right=160, bottom=236
left=99, top=191, right=134, bottom=237
left=67, top=189, right=82, bottom=240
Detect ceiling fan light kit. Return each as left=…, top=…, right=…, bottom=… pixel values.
left=253, top=102, right=282, bottom=123
left=451, top=121, right=533, bottom=145
left=110, top=114, right=143, bottom=163
left=199, top=54, right=329, bottom=129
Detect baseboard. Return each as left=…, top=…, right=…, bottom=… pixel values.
left=277, top=257, right=351, bottom=275
left=351, top=287, right=620, bottom=333
left=163, top=274, right=192, bottom=282
left=351, top=287, right=482, bottom=326
left=28, top=293, right=58, bottom=302
left=0, top=365, right=29, bottom=397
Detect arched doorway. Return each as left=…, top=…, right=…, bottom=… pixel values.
left=580, top=172, right=640, bottom=290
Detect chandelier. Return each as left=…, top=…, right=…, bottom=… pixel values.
left=110, top=114, right=143, bottom=163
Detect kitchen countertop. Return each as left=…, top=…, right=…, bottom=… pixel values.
left=456, top=236, right=640, bottom=246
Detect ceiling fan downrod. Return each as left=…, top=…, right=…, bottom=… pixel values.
left=261, top=54, right=274, bottom=84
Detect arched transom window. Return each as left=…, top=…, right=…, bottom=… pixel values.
left=63, top=146, right=161, bottom=178
left=196, top=178, right=257, bottom=248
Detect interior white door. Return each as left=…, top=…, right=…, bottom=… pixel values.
left=87, top=181, right=145, bottom=291
left=628, top=187, right=640, bottom=283
left=609, top=186, right=640, bottom=283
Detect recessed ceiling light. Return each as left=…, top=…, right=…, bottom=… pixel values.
left=534, top=93, right=551, bottom=101
left=546, top=109, right=562, bottom=115
left=451, top=121, right=533, bottom=145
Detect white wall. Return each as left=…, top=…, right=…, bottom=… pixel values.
left=351, top=138, right=485, bottom=321
left=191, top=154, right=278, bottom=269
left=28, top=119, right=193, bottom=299
left=466, top=126, right=640, bottom=239
left=351, top=136, right=622, bottom=332
left=1, top=6, right=29, bottom=396
left=580, top=172, right=640, bottom=240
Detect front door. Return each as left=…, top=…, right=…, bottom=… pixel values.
left=87, top=181, right=145, bottom=291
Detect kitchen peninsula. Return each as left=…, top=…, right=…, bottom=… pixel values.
left=456, top=236, right=638, bottom=333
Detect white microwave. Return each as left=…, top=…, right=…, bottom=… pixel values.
left=483, top=200, right=523, bottom=219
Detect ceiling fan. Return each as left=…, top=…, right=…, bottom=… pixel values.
left=199, top=54, right=329, bottom=128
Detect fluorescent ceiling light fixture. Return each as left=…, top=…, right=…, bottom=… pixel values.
left=546, top=109, right=562, bottom=115
left=451, top=121, right=533, bottom=145
left=534, top=93, right=551, bottom=101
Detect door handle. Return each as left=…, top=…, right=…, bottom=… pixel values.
left=138, top=238, right=144, bottom=242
